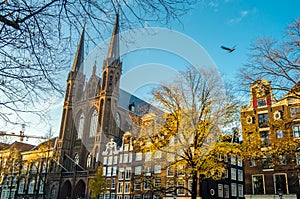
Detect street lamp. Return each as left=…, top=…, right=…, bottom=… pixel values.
left=277, top=189, right=283, bottom=199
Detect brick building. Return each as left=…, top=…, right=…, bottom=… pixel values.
left=241, top=79, right=300, bottom=199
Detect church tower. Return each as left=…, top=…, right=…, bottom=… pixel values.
left=93, top=13, right=122, bottom=165
left=56, top=27, right=85, bottom=171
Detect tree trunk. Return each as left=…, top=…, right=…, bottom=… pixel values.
left=191, top=171, right=198, bottom=199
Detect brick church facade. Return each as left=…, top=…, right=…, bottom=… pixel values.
left=47, top=14, right=137, bottom=198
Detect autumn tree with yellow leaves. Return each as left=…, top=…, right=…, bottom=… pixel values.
left=88, top=165, right=107, bottom=199
left=137, top=66, right=241, bottom=199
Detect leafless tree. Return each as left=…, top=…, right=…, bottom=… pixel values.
left=0, top=0, right=197, bottom=124
left=239, top=18, right=300, bottom=97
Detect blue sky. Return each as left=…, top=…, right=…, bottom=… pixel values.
left=2, top=0, right=300, bottom=144
left=175, top=0, right=300, bottom=79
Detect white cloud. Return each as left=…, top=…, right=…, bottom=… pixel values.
left=228, top=10, right=249, bottom=24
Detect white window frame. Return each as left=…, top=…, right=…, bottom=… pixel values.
left=111, top=178, right=116, bottom=189
left=125, top=167, right=131, bottom=180
left=134, top=179, right=141, bottom=190
left=155, top=151, right=162, bottom=159
left=188, top=180, right=193, bottom=196
left=276, top=130, right=283, bottom=139
left=238, top=184, right=243, bottom=197
left=237, top=156, right=243, bottom=167
left=296, top=152, right=300, bottom=165
left=250, top=157, right=256, bottom=167
left=231, top=155, right=236, bottom=165
left=293, top=125, right=300, bottom=138
left=107, top=167, right=112, bottom=176
left=113, top=156, right=118, bottom=164
left=177, top=180, right=185, bottom=196
left=135, top=166, right=142, bottom=175
left=123, top=154, right=128, bottom=163
left=118, top=168, right=124, bottom=180
left=154, top=165, right=161, bottom=174
left=167, top=166, right=174, bottom=177
left=124, top=144, right=129, bottom=151
left=108, top=156, right=113, bottom=165
left=103, top=156, right=107, bottom=165
left=252, top=174, right=265, bottom=194
left=124, top=182, right=130, bottom=194
left=224, top=155, right=228, bottom=163
left=231, top=183, right=237, bottom=197
left=112, top=166, right=117, bottom=176
left=218, top=184, right=223, bottom=198
left=136, top=153, right=142, bottom=161
left=145, top=152, right=151, bottom=162
left=231, top=168, right=236, bottom=180
left=224, top=184, right=229, bottom=198
left=119, top=154, right=123, bottom=163
left=144, top=180, right=150, bottom=190
left=117, top=182, right=123, bottom=194
left=273, top=173, right=288, bottom=194
left=238, top=169, right=243, bottom=181
left=224, top=169, right=228, bottom=178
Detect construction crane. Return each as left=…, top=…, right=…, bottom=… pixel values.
left=0, top=124, right=46, bottom=142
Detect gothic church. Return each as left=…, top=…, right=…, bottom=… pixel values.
left=48, top=13, right=143, bottom=198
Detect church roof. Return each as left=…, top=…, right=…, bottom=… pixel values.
left=118, top=89, right=150, bottom=115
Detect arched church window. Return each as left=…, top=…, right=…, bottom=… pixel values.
left=18, top=178, right=25, bottom=194
left=50, top=186, right=56, bottom=199
left=86, top=153, right=92, bottom=168
left=74, top=153, right=79, bottom=170
left=28, top=179, right=35, bottom=194
left=89, top=109, right=98, bottom=137
left=77, top=113, right=85, bottom=139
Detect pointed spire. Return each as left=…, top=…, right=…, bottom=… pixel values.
left=92, top=61, right=97, bottom=75
left=71, top=26, right=85, bottom=73
left=106, top=13, right=119, bottom=61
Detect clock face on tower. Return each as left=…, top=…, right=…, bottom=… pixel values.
left=116, top=112, right=121, bottom=127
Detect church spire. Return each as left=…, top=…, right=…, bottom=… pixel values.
left=71, top=26, right=85, bottom=73
left=106, top=13, right=119, bottom=61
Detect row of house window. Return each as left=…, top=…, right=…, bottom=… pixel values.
left=256, top=127, right=300, bottom=147
left=249, top=152, right=300, bottom=168
left=255, top=101, right=300, bottom=118
left=251, top=173, right=300, bottom=194
left=256, top=111, right=300, bottom=139
left=218, top=183, right=243, bottom=198
left=103, top=165, right=190, bottom=178
left=107, top=179, right=191, bottom=196
left=103, top=151, right=164, bottom=166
